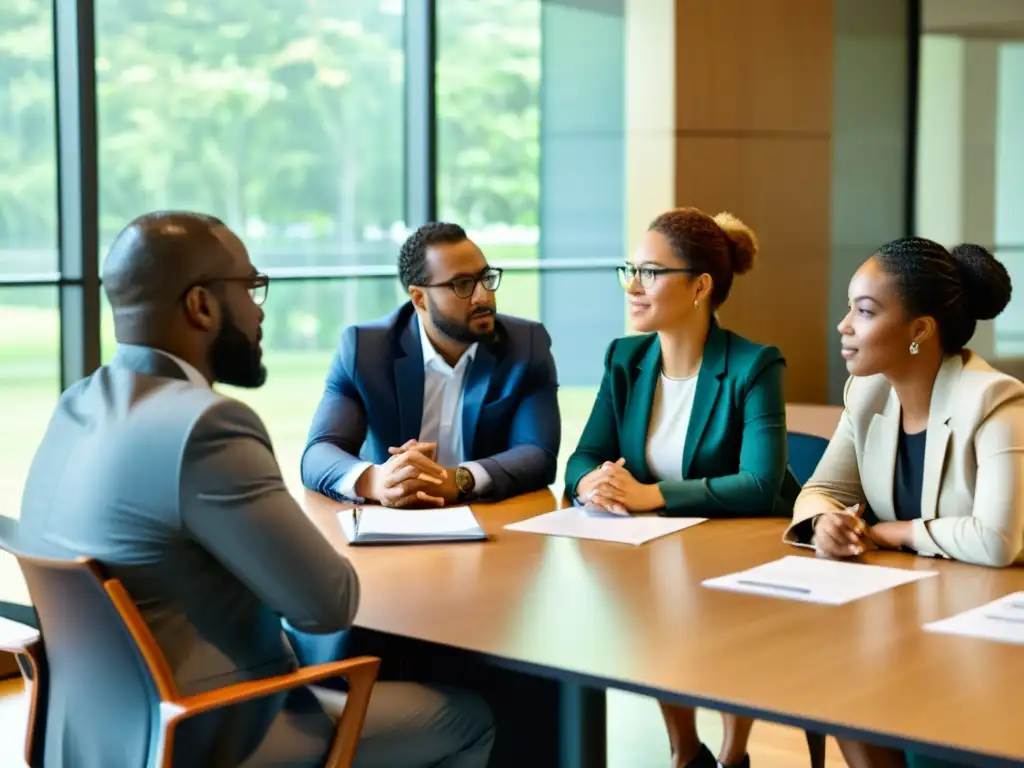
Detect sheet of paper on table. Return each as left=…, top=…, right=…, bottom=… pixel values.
left=924, top=591, right=1024, bottom=645
left=702, top=555, right=938, bottom=605
left=504, top=508, right=706, bottom=546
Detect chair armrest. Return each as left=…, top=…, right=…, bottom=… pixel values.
left=167, top=655, right=380, bottom=721
left=159, top=656, right=380, bottom=768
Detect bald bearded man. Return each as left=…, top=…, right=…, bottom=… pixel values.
left=17, top=211, right=494, bottom=768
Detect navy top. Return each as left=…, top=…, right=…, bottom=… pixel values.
left=893, top=427, right=927, bottom=521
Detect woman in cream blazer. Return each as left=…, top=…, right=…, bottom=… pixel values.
left=786, top=236, right=1024, bottom=768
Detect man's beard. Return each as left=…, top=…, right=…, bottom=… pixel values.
left=210, top=309, right=266, bottom=388
left=428, top=300, right=497, bottom=346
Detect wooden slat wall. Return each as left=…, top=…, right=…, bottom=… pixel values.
left=627, top=0, right=835, bottom=403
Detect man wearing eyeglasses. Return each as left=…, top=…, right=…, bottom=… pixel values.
left=301, top=221, right=561, bottom=508
left=17, top=212, right=495, bottom=767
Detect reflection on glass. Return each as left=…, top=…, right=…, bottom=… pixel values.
left=95, top=0, right=405, bottom=268
left=0, top=0, right=58, bottom=276
left=512, top=536, right=632, bottom=665
left=0, top=287, right=59, bottom=517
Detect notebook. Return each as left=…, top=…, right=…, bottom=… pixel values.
left=338, top=505, right=487, bottom=545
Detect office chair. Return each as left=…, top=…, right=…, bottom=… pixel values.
left=0, top=517, right=379, bottom=768
left=787, top=431, right=830, bottom=487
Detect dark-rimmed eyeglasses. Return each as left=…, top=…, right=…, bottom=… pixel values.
left=189, top=274, right=270, bottom=306
left=617, top=264, right=697, bottom=290
left=417, top=267, right=503, bottom=299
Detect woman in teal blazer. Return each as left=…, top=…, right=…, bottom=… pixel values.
left=564, top=207, right=797, bottom=768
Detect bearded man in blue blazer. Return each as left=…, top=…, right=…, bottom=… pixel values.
left=301, top=222, right=561, bottom=507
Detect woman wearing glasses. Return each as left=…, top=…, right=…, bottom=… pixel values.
left=564, top=207, right=797, bottom=768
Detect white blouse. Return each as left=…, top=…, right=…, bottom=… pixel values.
left=645, top=370, right=698, bottom=482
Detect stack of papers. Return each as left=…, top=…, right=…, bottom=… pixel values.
left=703, top=555, right=938, bottom=605
left=925, top=592, right=1024, bottom=645
left=338, top=506, right=486, bottom=545
left=504, top=508, right=706, bottom=546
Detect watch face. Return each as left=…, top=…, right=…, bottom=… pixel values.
left=457, top=467, right=474, bottom=492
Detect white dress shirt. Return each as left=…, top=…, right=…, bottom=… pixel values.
left=337, top=315, right=492, bottom=500
left=645, top=370, right=699, bottom=482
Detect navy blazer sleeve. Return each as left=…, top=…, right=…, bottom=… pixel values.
left=300, top=327, right=369, bottom=497
left=474, top=324, right=561, bottom=499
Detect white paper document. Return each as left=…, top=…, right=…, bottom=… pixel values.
left=924, top=592, right=1024, bottom=645
left=338, top=505, right=486, bottom=545
left=581, top=502, right=629, bottom=518
left=504, top=508, right=706, bottom=546
left=0, top=616, right=38, bottom=651
left=703, top=555, right=938, bottom=605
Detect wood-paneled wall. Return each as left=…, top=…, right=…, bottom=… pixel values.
left=627, top=0, right=835, bottom=403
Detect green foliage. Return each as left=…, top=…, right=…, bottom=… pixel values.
left=0, top=0, right=542, bottom=349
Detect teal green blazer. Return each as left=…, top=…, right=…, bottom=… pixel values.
left=564, top=323, right=799, bottom=517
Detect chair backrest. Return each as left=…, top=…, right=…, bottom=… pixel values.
left=787, top=431, right=830, bottom=487
left=0, top=519, right=177, bottom=768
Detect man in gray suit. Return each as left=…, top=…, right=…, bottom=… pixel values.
left=17, top=211, right=495, bottom=767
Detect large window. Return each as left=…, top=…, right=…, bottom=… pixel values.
left=437, top=0, right=627, bottom=472
left=916, top=2, right=1024, bottom=368
left=95, top=0, right=407, bottom=485
left=95, top=0, right=405, bottom=269
left=0, top=0, right=58, bottom=521
left=2, top=0, right=631, bottom=521
left=0, top=0, right=57, bottom=280
left=436, top=0, right=541, bottom=255
left=0, top=288, right=59, bottom=513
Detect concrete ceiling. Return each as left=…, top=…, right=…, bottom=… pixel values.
left=925, top=0, right=1024, bottom=39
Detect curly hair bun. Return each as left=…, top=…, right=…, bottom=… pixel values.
left=950, top=243, right=1012, bottom=321
left=713, top=212, right=759, bottom=275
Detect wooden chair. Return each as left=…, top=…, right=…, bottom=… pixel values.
left=0, top=520, right=379, bottom=768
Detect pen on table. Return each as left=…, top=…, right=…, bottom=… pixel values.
left=736, top=579, right=812, bottom=595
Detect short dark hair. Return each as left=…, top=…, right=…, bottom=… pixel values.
left=648, top=207, right=759, bottom=308
left=874, top=236, right=1012, bottom=354
left=398, top=222, right=468, bottom=290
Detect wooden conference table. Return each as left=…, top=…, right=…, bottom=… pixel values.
left=305, top=489, right=1024, bottom=768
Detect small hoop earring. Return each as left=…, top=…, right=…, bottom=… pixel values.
left=909, top=340, right=920, bottom=356
left=694, top=300, right=700, bottom=310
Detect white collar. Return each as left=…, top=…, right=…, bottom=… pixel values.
left=153, top=348, right=210, bottom=389
left=416, top=313, right=477, bottom=372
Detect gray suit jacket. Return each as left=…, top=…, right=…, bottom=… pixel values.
left=18, top=345, right=360, bottom=767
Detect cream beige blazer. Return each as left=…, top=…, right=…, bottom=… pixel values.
left=785, top=351, right=1024, bottom=567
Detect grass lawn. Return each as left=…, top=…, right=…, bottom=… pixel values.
left=0, top=302, right=599, bottom=518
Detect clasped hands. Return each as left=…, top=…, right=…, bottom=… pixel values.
left=812, top=504, right=910, bottom=558
left=356, top=440, right=458, bottom=508
left=576, top=458, right=664, bottom=515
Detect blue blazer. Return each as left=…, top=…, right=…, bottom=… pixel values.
left=301, top=302, right=561, bottom=500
